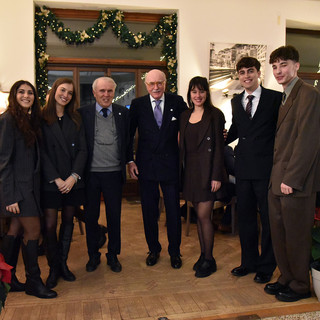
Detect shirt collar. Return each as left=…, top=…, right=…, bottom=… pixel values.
left=284, top=77, right=299, bottom=98
left=95, top=102, right=112, bottom=114
left=149, top=93, right=165, bottom=105
left=244, top=85, right=262, bottom=100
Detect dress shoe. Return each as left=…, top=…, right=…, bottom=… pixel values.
left=254, top=272, right=272, bottom=284
left=170, top=255, right=182, bottom=269
left=106, top=253, right=122, bottom=272
left=231, top=266, right=254, bottom=277
left=193, top=253, right=205, bottom=271
left=86, top=255, right=101, bottom=272
left=276, top=287, right=311, bottom=302
left=195, top=258, right=217, bottom=278
left=264, top=281, right=287, bottom=295
left=146, top=252, right=160, bottom=266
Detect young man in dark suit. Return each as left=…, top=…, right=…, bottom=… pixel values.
left=226, top=57, right=282, bottom=283
left=265, top=46, right=320, bottom=302
left=128, top=69, right=187, bottom=269
left=79, top=77, right=129, bottom=273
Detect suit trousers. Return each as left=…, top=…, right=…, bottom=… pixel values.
left=268, top=191, right=315, bottom=294
left=236, top=179, right=276, bottom=274
left=139, top=179, right=181, bottom=256
left=85, top=171, right=122, bottom=258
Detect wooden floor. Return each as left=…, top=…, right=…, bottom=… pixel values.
left=1, top=198, right=320, bottom=320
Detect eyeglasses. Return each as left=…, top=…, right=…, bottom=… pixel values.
left=145, top=81, right=165, bottom=87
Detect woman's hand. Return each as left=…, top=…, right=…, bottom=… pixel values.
left=211, top=180, right=221, bottom=193
left=6, top=202, right=20, bottom=214
left=59, top=176, right=76, bottom=194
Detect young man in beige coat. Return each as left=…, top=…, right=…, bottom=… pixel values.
left=265, top=45, right=320, bottom=302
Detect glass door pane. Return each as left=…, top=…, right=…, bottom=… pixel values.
left=48, top=70, right=74, bottom=88
left=79, top=71, right=105, bottom=106
left=110, top=71, right=136, bottom=109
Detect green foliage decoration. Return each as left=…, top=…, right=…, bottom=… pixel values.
left=35, top=6, right=178, bottom=105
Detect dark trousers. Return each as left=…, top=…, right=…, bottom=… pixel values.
left=268, top=191, right=315, bottom=293
left=236, top=179, right=276, bottom=274
left=85, top=171, right=122, bottom=259
left=139, top=179, right=181, bottom=256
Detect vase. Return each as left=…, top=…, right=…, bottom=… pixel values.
left=311, top=261, right=320, bottom=301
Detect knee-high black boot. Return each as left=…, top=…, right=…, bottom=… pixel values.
left=21, top=240, right=57, bottom=299
left=45, top=234, right=61, bottom=289
left=1, top=235, right=25, bottom=292
left=59, top=223, right=76, bottom=281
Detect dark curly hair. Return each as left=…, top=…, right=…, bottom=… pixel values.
left=42, top=78, right=81, bottom=129
left=7, top=80, right=41, bottom=146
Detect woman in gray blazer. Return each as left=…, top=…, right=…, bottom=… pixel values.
left=41, top=78, right=87, bottom=289
left=180, top=77, right=225, bottom=278
left=0, top=80, right=57, bottom=299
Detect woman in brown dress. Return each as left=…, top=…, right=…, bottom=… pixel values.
left=180, top=76, right=225, bottom=277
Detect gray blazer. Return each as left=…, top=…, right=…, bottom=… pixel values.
left=0, top=112, right=41, bottom=217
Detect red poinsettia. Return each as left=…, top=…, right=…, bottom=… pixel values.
left=0, top=254, right=12, bottom=284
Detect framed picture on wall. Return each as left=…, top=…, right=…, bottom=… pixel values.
left=209, top=42, right=267, bottom=129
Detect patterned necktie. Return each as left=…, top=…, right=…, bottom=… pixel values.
left=282, top=92, right=286, bottom=105
left=154, top=100, right=162, bottom=128
left=246, top=95, right=254, bottom=119
left=101, top=108, right=109, bottom=118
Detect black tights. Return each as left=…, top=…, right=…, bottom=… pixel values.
left=44, top=206, right=75, bottom=239
left=193, top=201, right=214, bottom=261
left=7, top=216, right=41, bottom=244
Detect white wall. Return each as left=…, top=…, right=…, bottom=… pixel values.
left=1, top=0, right=320, bottom=99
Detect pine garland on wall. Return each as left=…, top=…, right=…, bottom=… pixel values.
left=35, top=6, right=178, bottom=104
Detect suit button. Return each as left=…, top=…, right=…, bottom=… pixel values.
left=207, top=137, right=211, bottom=140
left=208, top=148, right=212, bottom=152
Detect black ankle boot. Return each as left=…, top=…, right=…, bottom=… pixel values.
left=59, top=223, right=75, bottom=282
left=45, top=234, right=60, bottom=289
left=22, top=240, right=57, bottom=299
left=1, top=235, right=25, bottom=292
left=193, top=253, right=205, bottom=271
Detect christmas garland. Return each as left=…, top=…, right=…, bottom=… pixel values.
left=35, top=6, right=178, bottom=104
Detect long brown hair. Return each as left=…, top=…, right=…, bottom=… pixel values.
left=7, top=80, right=41, bottom=146
left=42, top=78, right=81, bottom=129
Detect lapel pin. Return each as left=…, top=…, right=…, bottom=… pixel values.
left=170, top=109, right=173, bottom=111
left=119, top=112, right=121, bottom=115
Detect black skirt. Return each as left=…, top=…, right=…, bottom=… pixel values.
left=41, top=188, right=85, bottom=209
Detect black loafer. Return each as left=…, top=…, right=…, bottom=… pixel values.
left=276, top=287, right=311, bottom=302
left=86, top=255, right=101, bottom=272
left=254, top=272, right=272, bottom=284
left=170, top=255, right=182, bottom=269
left=146, top=252, right=160, bottom=266
left=264, top=281, right=287, bottom=295
left=106, top=253, right=122, bottom=272
left=231, top=266, right=254, bottom=277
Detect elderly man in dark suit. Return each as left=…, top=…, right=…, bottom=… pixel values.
left=265, top=46, right=320, bottom=302
left=79, top=77, right=129, bottom=273
left=226, top=57, right=282, bottom=284
left=128, top=69, right=187, bottom=269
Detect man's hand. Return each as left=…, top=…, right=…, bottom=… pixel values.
left=280, top=182, right=293, bottom=195
left=223, top=129, right=228, bottom=141
left=128, top=162, right=139, bottom=180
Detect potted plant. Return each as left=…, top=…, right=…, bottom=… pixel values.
left=311, top=207, right=320, bottom=301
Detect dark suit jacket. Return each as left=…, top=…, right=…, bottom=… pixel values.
left=79, top=103, right=129, bottom=183
left=179, top=107, right=226, bottom=189
left=40, top=113, right=87, bottom=191
left=270, top=78, right=320, bottom=196
left=226, top=86, right=282, bottom=180
left=129, top=92, right=187, bottom=182
left=0, top=112, right=41, bottom=216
